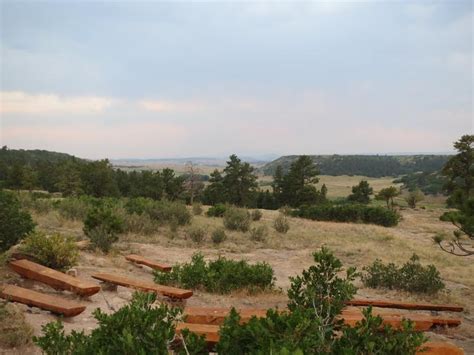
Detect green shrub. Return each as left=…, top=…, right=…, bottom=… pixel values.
left=19, top=232, right=79, bottom=271
left=147, top=200, right=191, bottom=226
left=274, top=213, right=290, bottom=233
left=0, top=190, right=35, bottom=253
left=249, top=225, right=267, bottom=242
left=361, top=254, right=445, bottom=294
left=223, top=207, right=251, bottom=232
left=33, top=292, right=205, bottom=354
left=294, top=204, right=400, bottom=227
left=192, top=203, right=203, bottom=216
left=122, top=212, right=159, bottom=235
left=56, top=196, right=92, bottom=220
left=86, top=225, right=118, bottom=253
left=217, top=248, right=426, bottom=355
left=206, top=203, right=227, bottom=217
left=0, top=302, right=34, bottom=348
left=83, top=206, right=124, bottom=237
left=187, top=226, right=206, bottom=244
left=211, top=228, right=227, bottom=244
left=154, top=253, right=275, bottom=294
left=124, top=197, right=155, bottom=215
left=251, top=209, right=262, bottom=221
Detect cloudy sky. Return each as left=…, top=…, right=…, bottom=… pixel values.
left=0, top=1, right=472, bottom=159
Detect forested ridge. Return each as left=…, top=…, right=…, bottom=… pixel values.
left=261, top=154, right=450, bottom=177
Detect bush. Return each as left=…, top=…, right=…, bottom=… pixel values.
left=154, top=253, right=275, bottom=294
left=217, top=248, right=426, bottom=355
left=223, top=207, right=251, bottom=232
left=83, top=206, right=124, bottom=237
left=294, top=204, right=400, bottom=227
left=56, top=196, right=92, bottom=220
left=251, top=209, right=262, bottom=221
left=86, top=225, right=119, bottom=253
left=187, top=226, right=206, bottom=244
left=192, top=203, right=203, bottom=216
left=147, top=200, right=191, bottom=226
left=361, top=254, right=445, bottom=294
left=19, top=232, right=79, bottom=271
left=33, top=292, right=206, bottom=354
left=273, top=214, right=290, bottom=233
left=211, top=228, right=227, bottom=244
left=249, top=225, right=267, bottom=242
left=124, top=197, right=155, bottom=215
left=206, top=203, right=227, bottom=217
left=0, top=190, right=35, bottom=253
left=122, top=212, right=159, bottom=235
left=0, top=302, right=34, bottom=348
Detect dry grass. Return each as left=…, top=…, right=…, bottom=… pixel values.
left=0, top=302, right=34, bottom=349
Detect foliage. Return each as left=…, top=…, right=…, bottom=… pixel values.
left=223, top=206, right=251, bottom=232
left=361, top=254, right=445, bottom=294
left=404, top=189, right=425, bottom=208
left=348, top=180, right=373, bottom=204
left=211, top=228, right=227, bottom=244
left=56, top=196, right=92, bottom=220
left=436, top=134, right=474, bottom=256
left=295, top=204, right=400, bottom=227
left=154, top=253, right=275, bottom=294
left=251, top=209, right=263, bottom=221
left=274, top=213, right=290, bottom=233
left=146, top=200, right=191, bottom=226
left=375, top=186, right=400, bottom=209
left=121, top=212, right=160, bottom=235
left=0, top=301, right=34, bottom=348
left=262, top=154, right=449, bottom=178
left=249, top=225, right=268, bottom=242
left=33, top=292, right=184, bottom=354
left=20, top=232, right=79, bottom=271
left=393, top=171, right=446, bottom=195
left=217, top=248, right=426, bottom=355
left=83, top=206, right=124, bottom=237
left=186, top=225, right=206, bottom=244
left=0, top=189, right=35, bottom=252
left=206, top=203, right=227, bottom=217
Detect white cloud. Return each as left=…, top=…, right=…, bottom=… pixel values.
left=0, top=91, right=115, bottom=114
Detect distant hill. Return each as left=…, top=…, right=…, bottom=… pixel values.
left=0, top=147, right=84, bottom=166
left=260, top=155, right=451, bottom=178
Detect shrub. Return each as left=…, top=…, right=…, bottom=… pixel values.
left=86, top=225, right=119, bottom=253
left=211, top=228, right=227, bottom=244
left=0, top=302, right=34, bottom=348
left=223, top=207, right=251, bottom=232
left=187, top=226, right=206, bottom=244
left=206, top=203, right=227, bottom=217
left=33, top=292, right=206, bottom=354
left=154, top=253, right=275, bottom=294
left=19, top=232, right=79, bottom=271
left=217, top=248, right=426, bottom=355
left=192, top=203, right=203, bottom=216
left=83, top=206, right=124, bottom=237
left=251, top=209, right=262, bottom=221
left=249, top=225, right=267, bottom=242
left=122, top=212, right=159, bottom=235
left=361, top=254, right=445, bottom=294
left=124, top=197, right=155, bottom=215
left=56, top=196, right=92, bottom=220
left=273, top=213, right=290, bottom=233
left=147, top=200, right=191, bottom=226
left=294, top=204, right=400, bottom=227
left=0, top=190, right=35, bottom=253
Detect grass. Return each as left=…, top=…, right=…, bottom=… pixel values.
left=0, top=301, right=34, bottom=349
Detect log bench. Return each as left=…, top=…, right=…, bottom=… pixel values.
left=125, top=254, right=172, bottom=272
left=91, top=273, right=193, bottom=299
left=0, top=284, right=86, bottom=317
left=346, top=299, right=463, bottom=312
left=9, top=259, right=100, bottom=297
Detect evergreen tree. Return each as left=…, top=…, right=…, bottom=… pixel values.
left=376, top=186, right=399, bottom=209
left=348, top=180, right=373, bottom=204
left=222, top=154, right=258, bottom=206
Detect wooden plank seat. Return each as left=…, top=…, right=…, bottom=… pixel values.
left=0, top=284, right=86, bottom=317
left=346, top=299, right=463, bottom=312
left=175, top=323, right=464, bottom=354
left=91, top=273, right=193, bottom=299
left=9, top=259, right=100, bottom=297
left=125, top=254, right=172, bottom=272
left=184, top=307, right=460, bottom=331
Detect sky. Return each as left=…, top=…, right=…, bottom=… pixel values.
left=0, top=0, right=472, bottom=159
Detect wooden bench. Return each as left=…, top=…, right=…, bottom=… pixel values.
left=125, top=254, right=172, bottom=272
left=175, top=323, right=464, bottom=354
left=346, top=299, right=463, bottom=312
left=91, top=273, right=193, bottom=299
left=9, top=259, right=100, bottom=297
left=0, top=284, right=86, bottom=317
left=184, top=307, right=460, bottom=331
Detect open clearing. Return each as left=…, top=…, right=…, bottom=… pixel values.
left=1, top=203, right=473, bottom=353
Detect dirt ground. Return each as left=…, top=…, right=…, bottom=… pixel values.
left=1, top=206, right=473, bottom=354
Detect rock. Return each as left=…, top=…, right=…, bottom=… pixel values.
left=28, top=307, right=42, bottom=314
left=66, top=268, right=78, bottom=277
